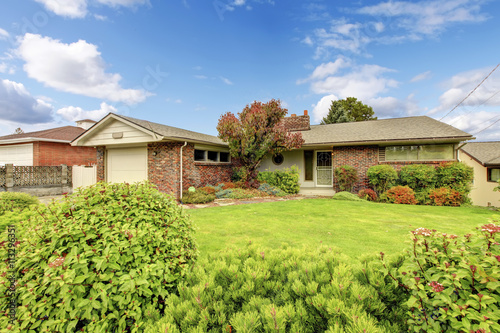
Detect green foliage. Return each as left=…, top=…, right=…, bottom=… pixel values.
left=320, top=97, right=376, bottom=124
left=217, top=99, right=304, bottom=184
left=428, top=187, right=465, bottom=207
left=143, top=244, right=404, bottom=332
left=333, top=191, right=366, bottom=201
left=358, top=188, right=378, bottom=201
left=381, top=186, right=418, bottom=205
left=379, top=224, right=500, bottom=332
left=0, top=182, right=198, bottom=332
left=415, top=189, right=433, bottom=206
left=367, top=165, right=398, bottom=194
left=257, top=166, right=300, bottom=194
left=182, top=188, right=216, bottom=204
left=0, top=191, right=39, bottom=216
left=258, top=183, right=287, bottom=196
left=436, top=161, right=474, bottom=193
left=399, top=164, right=437, bottom=191
left=334, top=165, right=358, bottom=192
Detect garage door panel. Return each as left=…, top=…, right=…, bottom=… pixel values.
left=107, top=147, right=147, bottom=183
left=0, top=144, right=33, bottom=166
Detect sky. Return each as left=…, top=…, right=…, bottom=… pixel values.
left=0, top=0, right=499, bottom=141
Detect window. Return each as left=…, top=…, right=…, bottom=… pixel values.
left=272, top=153, right=284, bottom=165
left=488, top=168, right=500, bottom=182
left=194, top=149, right=230, bottom=163
left=385, top=144, right=454, bottom=161
left=304, top=150, right=314, bottom=181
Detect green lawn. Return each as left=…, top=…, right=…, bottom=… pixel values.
left=188, top=199, right=500, bottom=259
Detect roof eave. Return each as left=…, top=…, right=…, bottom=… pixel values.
left=303, top=136, right=474, bottom=147
left=0, top=137, right=72, bottom=145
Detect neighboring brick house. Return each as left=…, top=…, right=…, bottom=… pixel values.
left=459, top=142, right=500, bottom=207
left=72, top=112, right=473, bottom=198
left=71, top=113, right=235, bottom=198
left=0, top=120, right=97, bottom=166
left=260, top=111, right=473, bottom=195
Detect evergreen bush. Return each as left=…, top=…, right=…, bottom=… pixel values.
left=0, top=182, right=198, bottom=332
left=435, top=162, right=473, bottom=194
left=379, top=224, right=500, bottom=332
left=333, top=191, right=365, bottom=201
left=366, top=165, right=398, bottom=194
left=257, top=166, right=300, bottom=194
left=258, top=183, right=287, bottom=196
left=334, top=165, right=358, bottom=192
left=399, top=164, right=436, bottom=191
left=182, top=188, right=216, bottom=204
left=143, top=244, right=404, bottom=332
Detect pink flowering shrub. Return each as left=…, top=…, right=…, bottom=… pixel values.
left=379, top=223, right=500, bottom=332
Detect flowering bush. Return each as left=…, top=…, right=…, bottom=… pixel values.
left=399, top=164, right=437, bottom=191
left=379, top=224, right=500, bottom=332
left=334, top=165, right=358, bottom=192
left=367, top=165, right=398, bottom=194
left=381, top=186, right=418, bottom=205
left=428, top=187, right=465, bottom=207
left=0, top=182, right=198, bottom=332
left=358, top=188, right=378, bottom=201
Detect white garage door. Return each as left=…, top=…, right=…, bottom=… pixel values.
left=0, top=143, right=33, bottom=166
left=107, top=147, right=147, bottom=184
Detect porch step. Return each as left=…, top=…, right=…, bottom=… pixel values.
left=299, top=187, right=336, bottom=197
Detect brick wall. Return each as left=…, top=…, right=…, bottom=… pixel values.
left=332, top=146, right=379, bottom=191
left=33, top=142, right=97, bottom=166
left=282, top=114, right=310, bottom=131
left=96, top=146, right=105, bottom=182
left=147, top=142, right=234, bottom=197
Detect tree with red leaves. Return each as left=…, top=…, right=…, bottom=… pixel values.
left=217, top=99, right=304, bottom=187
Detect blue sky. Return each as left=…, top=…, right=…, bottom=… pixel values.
left=0, top=0, right=499, bottom=141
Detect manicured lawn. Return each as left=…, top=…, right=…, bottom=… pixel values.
left=188, top=199, right=500, bottom=259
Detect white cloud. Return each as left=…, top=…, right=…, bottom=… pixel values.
left=220, top=76, right=233, bottom=85
left=369, top=95, right=421, bottom=118
left=300, top=59, right=398, bottom=101
left=302, top=36, right=313, bottom=46
left=34, top=0, right=149, bottom=18
left=57, top=102, right=116, bottom=122
left=410, top=71, right=432, bottom=82
left=311, top=94, right=338, bottom=123
left=0, top=63, right=15, bottom=74
left=358, top=0, right=488, bottom=36
left=17, top=34, right=150, bottom=104
left=0, top=79, right=53, bottom=124
left=446, top=111, right=500, bottom=140
left=0, top=28, right=9, bottom=40
left=34, top=0, right=88, bottom=18
left=194, top=75, right=208, bottom=80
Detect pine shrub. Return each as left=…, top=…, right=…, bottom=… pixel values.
left=399, top=164, right=437, bottom=191
left=143, top=244, right=404, bottom=332
left=381, top=186, right=418, bottom=205
left=334, top=165, right=358, bottom=192
left=367, top=165, right=398, bottom=194
left=258, top=183, right=287, bottom=196
left=0, top=182, right=198, bottom=332
left=379, top=224, right=500, bottom=332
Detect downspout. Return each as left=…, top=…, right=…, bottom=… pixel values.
left=180, top=142, right=188, bottom=203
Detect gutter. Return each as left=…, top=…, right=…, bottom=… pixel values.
left=179, top=141, right=188, bottom=203
left=0, top=138, right=72, bottom=145
left=301, top=136, right=475, bottom=147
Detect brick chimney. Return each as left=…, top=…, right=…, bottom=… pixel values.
left=282, top=110, right=310, bottom=131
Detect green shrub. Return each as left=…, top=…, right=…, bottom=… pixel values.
left=414, top=188, right=433, bottom=206
left=333, top=191, right=366, bottom=201
left=358, top=188, right=378, bottom=201
left=143, top=244, right=404, bottom=332
left=182, top=188, right=216, bottom=204
left=228, top=188, right=255, bottom=199
left=334, top=165, right=358, bottom=192
left=399, top=164, right=436, bottom=191
left=216, top=189, right=233, bottom=199
left=367, top=165, right=398, bottom=194
left=436, top=161, right=473, bottom=193
left=0, top=191, right=39, bottom=215
left=0, top=182, right=198, bottom=332
left=379, top=224, right=500, bottom=332
left=258, top=183, right=287, bottom=196
left=428, top=187, right=465, bottom=207
left=381, top=186, right=417, bottom=205
left=257, top=166, right=300, bottom=194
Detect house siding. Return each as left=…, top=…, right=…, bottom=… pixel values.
left=33, top=142, right=96, bottom=166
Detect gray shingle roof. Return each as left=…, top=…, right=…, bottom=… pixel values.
left=301, top=116, right=472, bottom=146
left=0, top=126, right=85, bottom=142
left=114, top=113, right=225, bottom=145
left=461, top=142, right=500, bottom=165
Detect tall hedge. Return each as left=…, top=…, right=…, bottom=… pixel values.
left=366, top=165, right=398, bottom=194
left=399, top=164, right=437, bottom=191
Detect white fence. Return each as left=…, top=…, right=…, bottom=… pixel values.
left=72, top=165, right=97, bottom=189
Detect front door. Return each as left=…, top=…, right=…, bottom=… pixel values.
left=316, top=151, right=333, bottom=186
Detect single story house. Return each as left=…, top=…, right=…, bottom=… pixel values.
left=71, top=111, right=474, bottom=198
left=0, top=120, right=97, bottom=166
left=459, top=142, right=500, bottom=207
